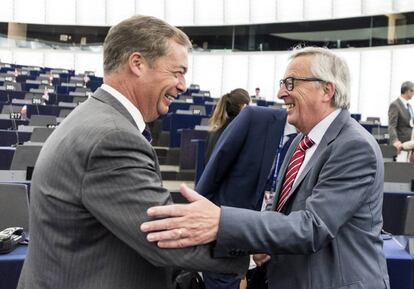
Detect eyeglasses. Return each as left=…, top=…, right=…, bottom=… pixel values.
left=279, top=76, right=325, bottom=91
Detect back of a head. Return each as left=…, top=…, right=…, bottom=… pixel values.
left=289, top=46, right=351, bottom=110
left=103, top=15, right=191, bottom=74
left=209, top=88, right=250, bottom=130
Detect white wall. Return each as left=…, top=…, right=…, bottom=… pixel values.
left=1, top=0, right=414, bottom=26
left=2, top=44, right=413, bottom=124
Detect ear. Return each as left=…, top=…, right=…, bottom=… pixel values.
left=127, top=52, right=146, bottom=77
left=322, top=81, right=336, bottom=103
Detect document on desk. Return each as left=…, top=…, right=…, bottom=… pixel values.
left=396, top=151, right=408, bottom=162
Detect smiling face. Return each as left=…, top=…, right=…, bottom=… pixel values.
left=278, top=55, right=336, bottom=134
left=136, top=40, right=188, bottom=122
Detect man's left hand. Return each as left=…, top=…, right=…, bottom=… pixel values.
left=140, top=184, right=220, bottom=248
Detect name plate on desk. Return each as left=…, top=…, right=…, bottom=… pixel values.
left=0, top=170, right=27, bottom=182
left=384, top=182, right=411, bottom=192
left=407, top=238, right=414, bottom=255
left=32, top=98, right=42, bottom=105
left=10, top=112, right=22, bottom=120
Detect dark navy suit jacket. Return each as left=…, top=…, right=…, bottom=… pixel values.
left=196, top=106, right=288, bottom=210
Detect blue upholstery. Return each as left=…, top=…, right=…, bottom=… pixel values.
left=179, top=129, right=208, bottom=170
left=0, top=130, right=32, bottom=147
left=0, top=147, right=15, bottom=169
left=162, top=113, right=204, bottom=147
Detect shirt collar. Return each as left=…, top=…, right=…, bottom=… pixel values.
left=399, top=96, right=409, bottom=106
left=101, top=83, right=146, bottom=133
left=307, top=109, right=341, bottom=145
left=284, top=121, right=297, bottom=136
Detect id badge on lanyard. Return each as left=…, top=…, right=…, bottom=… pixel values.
left=261, top=133, right=285, bottom=211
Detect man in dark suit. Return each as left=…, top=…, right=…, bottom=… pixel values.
left=142, top=46, right=390, bottom=289
left=18, top=15, right=247, bottom=289
left=199, top=106, right=294, bottom=211
left=198, top=106, right=295, bottom=289
left=388, top=81, right=414, bottom=150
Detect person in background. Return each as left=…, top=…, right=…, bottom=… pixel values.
left=205, top=88, right=250, bottom=162
left=17, top=15, right=248, bottom=289
left=251, top=87, right=261, bottom=99
left=396, top=129, right=414, bottom=163
left=199, top=104, right=295, bottom=289
left=388, top=81, right=414, bottom=151
left=141, top=46, right=390, bottom=289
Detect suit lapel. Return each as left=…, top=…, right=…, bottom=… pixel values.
left=397, top=99, right=411, bottom=122
left=271, top=110, right=349, bottom=211
left=91, top=88, right=139, bottom=130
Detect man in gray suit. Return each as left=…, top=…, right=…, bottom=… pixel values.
left=388, top=81, right=414, bottom=150
left=141, top=47, right=390, bottom=289
left=18, top=15, right=247, bottom=289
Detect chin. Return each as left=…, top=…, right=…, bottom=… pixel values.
left=158, top=107, right=169, bottom=116
left=287, top=115, right=296, bottom=124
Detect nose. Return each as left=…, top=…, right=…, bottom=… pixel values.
left=177, top=75, right=186, bottom=94
left=277, top=87, right=287, bottom=100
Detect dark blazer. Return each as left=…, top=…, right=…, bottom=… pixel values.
left=205, top=117, right=234, bottom=163
left=388, top=98, right=413, bottom=143
left=197, top=106, right=288, bottom=210
left=18, top=88, right=247, bottom=289
left=215, top=110, right=390, bottom=289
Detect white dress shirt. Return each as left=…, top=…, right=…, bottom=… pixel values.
left=399, top=96, right=414, bottom=120
left=101, top=84, right=146, bottom=133
left=294, top=109, right=341, bottom=185
left=283, top=121, right=297, bottom=144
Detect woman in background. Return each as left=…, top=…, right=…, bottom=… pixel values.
left=397, top=129, right=414, bottom=162
left=205, top=88, right=251, bottom=163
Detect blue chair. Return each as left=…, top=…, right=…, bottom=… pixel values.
left=0, top=147, right=15, bottom=170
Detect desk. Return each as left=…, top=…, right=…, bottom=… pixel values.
left=384, top=236, right=414, bottom=289
left=383, top=192, right=414, bottom=234
left=0, top=245, right=26, bottom=289
left=1, top=238, right=413, bottom=289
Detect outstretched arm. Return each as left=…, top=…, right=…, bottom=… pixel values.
left=141, top=184, right=221, bottom=248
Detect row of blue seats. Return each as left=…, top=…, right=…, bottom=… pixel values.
left=0, top=103, right=74, bottom=119
left=0, top=79, right=102, bottom=96
left=0, top=90, right=73, bottom=105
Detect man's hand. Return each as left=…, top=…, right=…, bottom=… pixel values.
left=140, top=184, right=220, bottom=248
left=253, top=254, right=271, bottom=267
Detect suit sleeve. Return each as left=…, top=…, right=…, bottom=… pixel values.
left=388, top=103, right=399, bottom=144
left=214, top=137, right=378, bottom=256
left=81, top=129, right=248, bottom=275
left=196, top=108, right=252, bottom=198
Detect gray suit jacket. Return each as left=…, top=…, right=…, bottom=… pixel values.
left=215, top=110, right=390, bottom=289
left=388, top=98, right=413, bottom=143
left=18, top=88, right=247, bottom=289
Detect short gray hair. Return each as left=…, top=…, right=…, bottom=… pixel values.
left=103, top=15, right=191, bottom=73
left=289, top=46, right=351, bottom=109
left=401, top=81, right=414, bottom=94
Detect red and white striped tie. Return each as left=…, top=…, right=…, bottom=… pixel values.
left=276, top=135, right=314, bottom=212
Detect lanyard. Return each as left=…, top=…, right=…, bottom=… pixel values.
left=270, top=131, right=287, bottom=193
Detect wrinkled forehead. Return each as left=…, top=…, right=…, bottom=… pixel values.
left=284, top=55, right=314, bottom=77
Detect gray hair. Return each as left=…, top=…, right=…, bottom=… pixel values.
left=401, top=81, right=414, bottom=94
left=289, top=46, right=351, bottom=109
left=103, top=15, right=191, bottom=73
